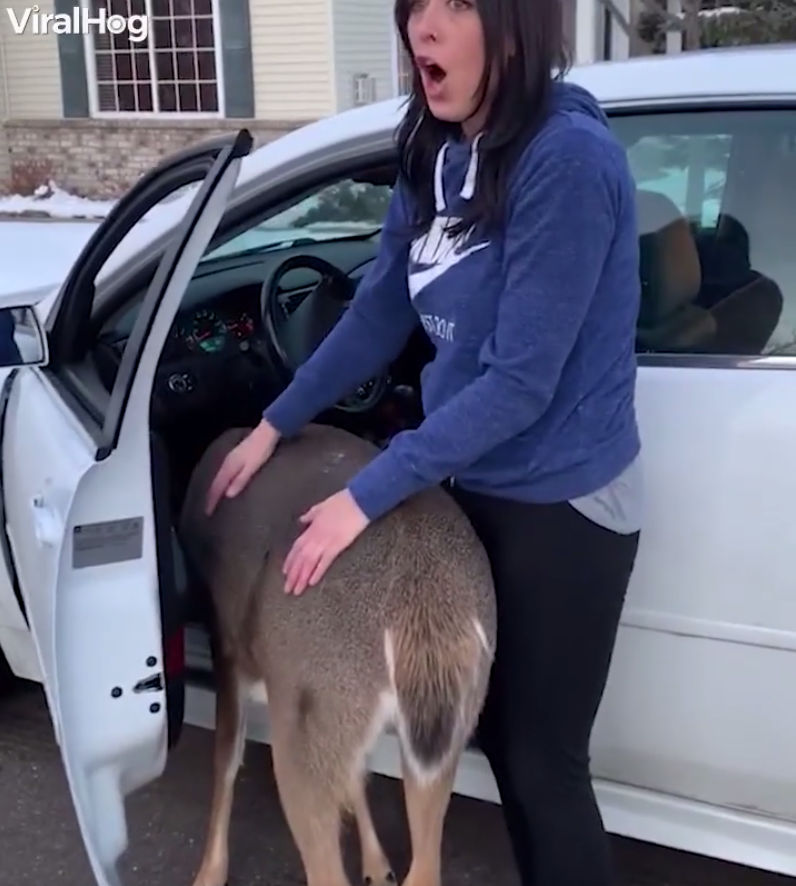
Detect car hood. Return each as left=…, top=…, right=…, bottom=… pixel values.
left=0, top=281, right=62, bottom=321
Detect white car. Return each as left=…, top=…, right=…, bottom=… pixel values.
left=1, top=42, right=795, bottom=884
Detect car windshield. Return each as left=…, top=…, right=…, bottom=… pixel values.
left=201, top=178, right=393, bottom=262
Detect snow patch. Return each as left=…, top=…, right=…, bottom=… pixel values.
left=0, top=182, right=116, bottom=220
left=0, top=221, right=98, bottom=294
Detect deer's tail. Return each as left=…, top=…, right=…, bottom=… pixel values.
left=387, top=613, right=493, bottom=781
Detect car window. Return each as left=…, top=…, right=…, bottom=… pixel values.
left=611, top=109, right=796, bottom=358
left=626, top=133, right=731, bottom=228
left=201, top=176, right=393, bottom=262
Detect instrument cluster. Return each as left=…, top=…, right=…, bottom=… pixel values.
left=162, top=292, right=259, bottom=362
left=178, top=307, right=255, bottom=354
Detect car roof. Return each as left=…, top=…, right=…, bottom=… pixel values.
left=567, top=42, right=796, bottom=105
left=94, top=43, right=796, bottom=291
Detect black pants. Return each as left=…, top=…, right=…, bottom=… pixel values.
left=450, top=486, right=640, bottom=886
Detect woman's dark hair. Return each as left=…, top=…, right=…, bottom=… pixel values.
left=393, top=0, right=571, bottom=236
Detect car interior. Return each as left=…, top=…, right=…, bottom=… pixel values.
left=620, top=115, right=791, bottom=358
left=633, top=187, right=784, bottom=355
left=73, top=111, right=795, bottom=719
left=92, top=172, right=436, bottom=518
left=87, top=162, right=437, bottom=707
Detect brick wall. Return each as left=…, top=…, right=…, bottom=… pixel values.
left=1, top=118, right=311, bottom=198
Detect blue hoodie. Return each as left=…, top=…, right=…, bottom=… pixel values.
left=264, top=81, right=642, bottom=529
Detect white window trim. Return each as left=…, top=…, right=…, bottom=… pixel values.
left=390, top=25, right=399, bottom=97
left=82, top=0, right=225, bottom=119
left=391, top=27, right=411, bottom=98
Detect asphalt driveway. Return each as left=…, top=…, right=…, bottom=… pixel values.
left=1, top=680, right=793, bottom=886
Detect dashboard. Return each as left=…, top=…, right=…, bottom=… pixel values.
left=92, top=233, right=431, bottom=507
left=103, top=237, right=380, bottom=353
left=95, top=236, right=385, bottom=416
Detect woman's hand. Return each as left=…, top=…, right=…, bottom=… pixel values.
left=283, top=489, right=370, bottom=595
left=205, top=419, right=280, bottom=515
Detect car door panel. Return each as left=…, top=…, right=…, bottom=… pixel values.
left=589, top=105, right=796, bottom=830
left=5, top=369, right=97, bottom=729
left=591, top=343, right=796, bottom=822
left=3, top=130, right=252, bottom=884
left=0, top=366, right=40, bottom=681
left=0, top=285, right=61, bottom=673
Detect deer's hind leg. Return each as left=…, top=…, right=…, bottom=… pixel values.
left=269, top=683, right=353, bottom=886
left=400, top=753, right=458, bottom=886
left=192, top=649, right=250, bottom=886
left=350, top=775, right=396, bottom=885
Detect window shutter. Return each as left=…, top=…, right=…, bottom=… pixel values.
left=219, top=0, right=255, bottom=118
left=54, top=0, right=90, bottom=117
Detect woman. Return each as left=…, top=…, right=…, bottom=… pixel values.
left=205, top=0, right=643, bottom=882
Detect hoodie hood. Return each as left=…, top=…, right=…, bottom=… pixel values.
left=550, top=79, right=610, bottom=128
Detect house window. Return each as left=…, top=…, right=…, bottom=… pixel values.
left=87, top=0, right=222, bottom=115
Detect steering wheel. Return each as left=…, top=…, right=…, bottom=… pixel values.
left=260, top=254, right=389, bottom=413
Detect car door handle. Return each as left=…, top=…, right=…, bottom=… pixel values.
left=31, top=494, right=61, bottom=546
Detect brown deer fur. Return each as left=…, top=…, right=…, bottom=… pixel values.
left=179, top=423, right=497, bottom=886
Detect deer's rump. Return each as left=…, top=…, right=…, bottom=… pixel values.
left=179, top=424, right=497, bottom=772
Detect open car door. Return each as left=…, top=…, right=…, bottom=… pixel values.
left=0, top=129, right=252, bottom=885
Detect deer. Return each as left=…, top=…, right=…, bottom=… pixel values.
left=178, top=422, right=497, bottom=886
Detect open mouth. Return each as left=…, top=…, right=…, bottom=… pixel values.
left=417, top=57, right=447, bottom=84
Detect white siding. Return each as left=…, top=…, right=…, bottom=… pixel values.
left=249, top=0, right=336, bottom=121
left=330, top=0, right=395, bottom=113
left=0, top=0, right=61, bottom=118
left=574, top=0, right=601, bottom=63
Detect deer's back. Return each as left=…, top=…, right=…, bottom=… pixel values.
left=179, top=424, right=496, bottom=688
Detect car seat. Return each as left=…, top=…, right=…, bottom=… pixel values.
left=634, top=189, right=783, bottom=356
left=635, top=189, right=716, bottom=354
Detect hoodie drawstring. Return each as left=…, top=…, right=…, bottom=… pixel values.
left=460, top=132, right=481, bottom=200
left=433, top=132, right=482, bottom=212
left=433, top=141, right=448, bottom=212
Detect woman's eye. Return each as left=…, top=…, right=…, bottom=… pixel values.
left=448, top=0, right=474, bottom=8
